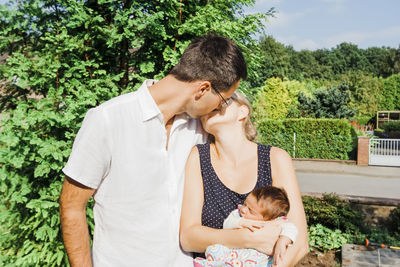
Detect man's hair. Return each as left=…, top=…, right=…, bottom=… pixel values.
left=251, top=186, right=290, bottom=220
left=169, top=35, right=247, bottom=92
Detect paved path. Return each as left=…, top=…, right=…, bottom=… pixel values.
left=342, top=244, right=400, bottom=267
left=293, top=160, right=400, bottom=199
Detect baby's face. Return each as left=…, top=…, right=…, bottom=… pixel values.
left=239, top=194, right=264, bottom=221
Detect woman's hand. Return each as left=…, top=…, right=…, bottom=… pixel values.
left=241, top=219, right=282, bottom=255
left=238, top=218, right=265, bottom=232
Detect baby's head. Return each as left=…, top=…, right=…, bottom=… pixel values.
left=239, top=186, right=290, bottom=221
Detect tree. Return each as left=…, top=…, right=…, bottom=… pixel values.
left=298, top=84, right=356, bottom=119
left=339, top=71, right=383, bottom=117
left=256, top=35, right=291, bottom=81
left=252, top=77, right=292, bottom=120
left=380, top=74, right=400, bottom=111
left=0, top=0, right=273, bottom=265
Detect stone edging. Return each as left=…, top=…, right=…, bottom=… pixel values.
left=302, top=192, right=400, bottom=206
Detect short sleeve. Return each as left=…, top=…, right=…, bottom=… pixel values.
left=62, top=107, right=111, bottom=189
left=223, top=209, right=242, bottom=229
left=280, top=222, right=298, bottom=243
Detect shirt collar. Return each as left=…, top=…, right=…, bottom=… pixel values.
left=138, top=79, right=162, bottom=122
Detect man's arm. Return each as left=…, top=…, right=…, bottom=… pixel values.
left=180, top=147, right=281, bottom=254
left=59, top=176, right=96, bottom=267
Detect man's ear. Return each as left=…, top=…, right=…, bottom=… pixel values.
left=238, top=105, right=249, bottom=121
left=194, top=81, right=212, bottom=100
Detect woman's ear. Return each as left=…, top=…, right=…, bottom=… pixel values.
left=238, top=105, right=249, bottom=121
left=194, top=81, right=212, bottom=100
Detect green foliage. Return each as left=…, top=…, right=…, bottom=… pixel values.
left=256, top=37, right=400, bottom=82
left=308, top=224, right=352, bottom=251
left=381, top=121, right=400, bottom=132
left=388, top=207, right=400, bottom=234
left=252, top=77, right=291, bottom=120
left=354, top=116, right=373, bottom=126
left=256, top=118, right=357, bottom=160
left=252, top=78, right=312, bottom=120
left=302, top=194, right=364, bottom=234
left=256, top=36, right=291, bottom=82
left=303, top=194, right=400, bottom=251
left=297, top=83, right=356, bottom=119
left=0, top=0, right=273, bottom=265
left=380, top=73, right=400, bottom=110
left=337, top=72, right=383, bottom=117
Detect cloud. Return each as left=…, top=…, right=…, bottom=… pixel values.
left=323, top=26, right=400, bottom=48
left=274, top=35, right=320, bottom=50
left=265, top=9, right=314, bottom=30
left=320, top=0, right=348, bottom=14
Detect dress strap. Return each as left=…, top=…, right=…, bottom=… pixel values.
left=256, top=144, right=272, bottom=187
left=196, top=142, right=213, bottom=184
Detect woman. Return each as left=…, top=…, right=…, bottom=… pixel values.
left=180, top=92, right=309, bottom=266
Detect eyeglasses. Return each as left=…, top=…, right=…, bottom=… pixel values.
left=212, top=86, right=233, bottom=109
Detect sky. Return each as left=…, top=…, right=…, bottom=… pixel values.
left=244, top=0, right=400, bottom=51
left=1, top=0, right=398, bottom=51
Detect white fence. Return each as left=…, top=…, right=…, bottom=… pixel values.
left=369, top=138, right=400, bottom=167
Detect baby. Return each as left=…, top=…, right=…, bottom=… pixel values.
left=194, top=186, right=298, bottom=267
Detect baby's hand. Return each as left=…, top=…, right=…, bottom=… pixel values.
left=238, top=218, right=265, bottom=232
left=273, top=236, right=292, bottom=266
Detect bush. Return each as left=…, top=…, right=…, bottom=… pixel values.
left=308, top=224, right=352, bottom=251
left=381, top=121, right=400, bottom=132
left=297, top=83, right=356, bottom=119
left=252, top=77, right=292, bottom=120
left=380, top=74, right=400, bottom=110
left=354, top=116, right=373, bottom=126
left=303, top=194, right=400, bottom=250
left=302, top=194, right=364, bottom=234
left=338, top=72, right=382, bottom=117
left=256, top=118, right=357, bottom=160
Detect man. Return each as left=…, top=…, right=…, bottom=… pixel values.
left=59, top=35, right=249, bottom=266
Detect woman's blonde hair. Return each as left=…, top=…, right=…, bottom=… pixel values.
left=231, top=91, right=258, bottom=141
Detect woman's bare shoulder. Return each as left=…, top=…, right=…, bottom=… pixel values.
left=270, top=146, right=292, bottom=164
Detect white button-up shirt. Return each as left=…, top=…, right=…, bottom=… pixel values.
left=63, top=80, right=206, bottom=266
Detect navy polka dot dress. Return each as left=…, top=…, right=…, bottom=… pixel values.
left=194, top=142, right=272, bottom=257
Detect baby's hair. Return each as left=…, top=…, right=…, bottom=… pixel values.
left=251, top=186, right=290, bottom=220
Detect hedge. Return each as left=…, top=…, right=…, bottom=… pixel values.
left=256, top=118, right=357, bottom=160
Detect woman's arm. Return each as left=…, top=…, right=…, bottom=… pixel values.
left=271, top=147, right=309, bottom=266
left=180, top=146, right=281, bottom=254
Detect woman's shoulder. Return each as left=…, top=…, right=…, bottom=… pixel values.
left=268, top=146, right=292, bottom=164
left=257, top=143, right=289, bottom=156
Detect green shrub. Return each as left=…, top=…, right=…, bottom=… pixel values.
left=380, top=74, right=400, bottom=110
left=308, top=224, right=352, bottom=251
left=339, top=72, right=382, bottom=117
left=256, top=118, right=357, bottom=160
left=381, top=121, right=400, bottom=132
left=354, top=116, right=373, bottom=125
left=302, top=194, right=365, bottom=234
left=388, top=207, right=400, bottom=234
left=297, top=83, right=356, bottom=119
left=367, top=227, right=400, bottom=247
left=252, top=77, right=292, bottom=120
left=303, top=195, right=400, bottom=250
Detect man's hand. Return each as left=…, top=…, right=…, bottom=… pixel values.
left=243, top=219, right=282, bottom=255
left=273, top=236, right=292, bottom=266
